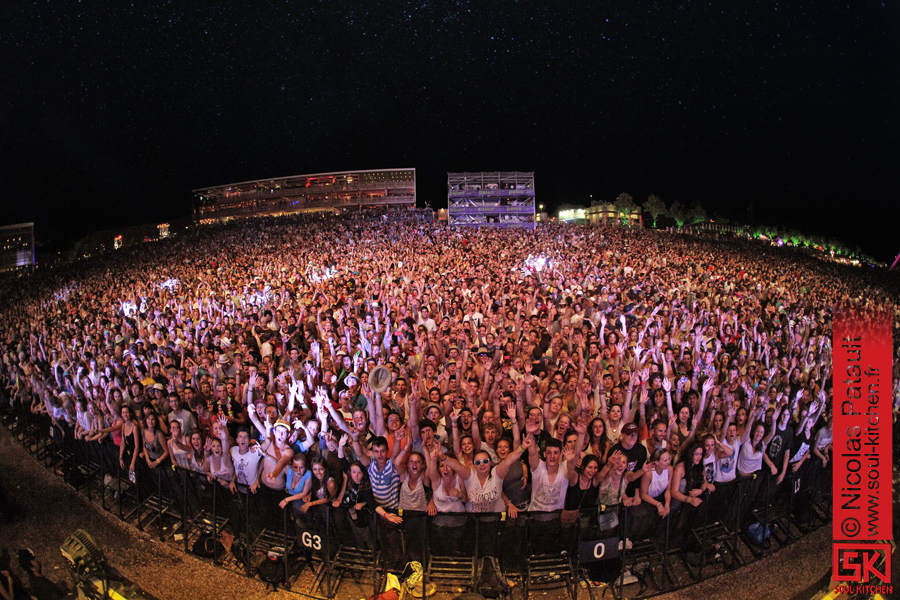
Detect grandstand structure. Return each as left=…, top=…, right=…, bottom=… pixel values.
left=447, top=172, right=535, bottom=229
left=192, top=168, right=416, bottom=222
left=0, top=222, right=35, bottom=276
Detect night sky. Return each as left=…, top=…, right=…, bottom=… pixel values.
left=2, top=2, right=898, bottom=261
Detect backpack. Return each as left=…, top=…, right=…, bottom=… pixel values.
left=476, top=556, right=511, bottom=599
left=257, top=556, right=284, bottom=591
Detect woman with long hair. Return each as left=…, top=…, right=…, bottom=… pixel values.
left=550, top=413, right=572, bottom=444
left=734, top=406, right=749, bottom=438
left=118, top=404, right=141, bottom=479
left=584, top=417, right=610, bottom=466
left=670, top=442, right=713, bottom=548
left=671, top=403, right=694, bottom=442
left=425, top=444, right=468, bottom=522
left=204, top=421, right=235, bottom=487
left=302, top=456, right=338, bottom=518
left=450, top=412, right=479, bottom=468
left=188, top=430, right=206, bottom=474
left=563, top=453, right=602, bottom=529
left=640, top=448, right=672, bottom=519
left=279, top=453, right=312, bottom=517
left=670, top=443, right=709, bottom=509
left=167, top=419, right=191, bottom=469
left=737, top=408, right=775, bottom=478
left=495, top=437, right=529, bottom=513
left=542, top=393, right=566, bottom=434
left=595, top=450, right=641, bottom=533
left=334, top=460, right=400, bottom=550
left=140, top=411, right=169, bottom=471
left=392, top=431, right=430, bottom=512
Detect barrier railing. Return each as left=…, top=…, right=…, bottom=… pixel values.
left=2, top=402, right=833, bottom=599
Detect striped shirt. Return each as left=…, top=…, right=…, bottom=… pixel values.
left=368, top=459, right=400, bottom=510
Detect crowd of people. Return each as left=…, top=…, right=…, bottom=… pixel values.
left=1, top=210, right=898, bottom=571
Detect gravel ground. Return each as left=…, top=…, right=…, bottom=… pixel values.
left=652, top=526, right=832, bottom=600
left=0, top=428, right=299, bottom=600
left=0, top=425, right=834, bottom=600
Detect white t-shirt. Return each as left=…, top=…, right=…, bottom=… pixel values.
left=231, top=447, right=263, bottom=487
left=465, top=471, right=504, bottom=513
left=715, top=438, right=739, bottom=483
left=737, top=441, right=766, bottom=475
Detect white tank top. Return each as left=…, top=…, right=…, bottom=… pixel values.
left=529, top=460, right=569, bottom=512
left=647, top=468, right=670, bottom=498
left=433, top=477, right=467, bottom=527
left=399, top=474, right=428, bottom=511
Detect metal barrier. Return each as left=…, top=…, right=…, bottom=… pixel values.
left=2, top=403, right=832, bottom=598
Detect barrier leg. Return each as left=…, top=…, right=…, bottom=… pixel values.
left=183, top=470, right=191, bottom=554
left=212, top=482, right=219, bottom=564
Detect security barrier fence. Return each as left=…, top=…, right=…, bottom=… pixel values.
left=3, top=406, right=833, bottom=600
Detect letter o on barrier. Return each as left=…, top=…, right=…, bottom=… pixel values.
left=594, top=543, right=606, bottom=559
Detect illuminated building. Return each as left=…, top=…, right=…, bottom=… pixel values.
left=0, top=222, right=35, bottom=275
left=447, top=172, right=535, bottom=229
left=192, top=168, right=416, bottom=221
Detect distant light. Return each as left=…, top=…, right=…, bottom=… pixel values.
left=523, top=254, right=553, bottom=273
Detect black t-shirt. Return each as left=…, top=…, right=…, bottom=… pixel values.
left=342, top=484, right=377, bottom=528
left=609, top=441, right=648, bottom=494
left=765, top=424, right=794, bottom=469
left=211, top=397, right=245, bottom=438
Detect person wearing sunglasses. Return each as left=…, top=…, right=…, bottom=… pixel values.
left=431, top=434, right=533, bottom=515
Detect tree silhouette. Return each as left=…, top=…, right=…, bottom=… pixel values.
left=643, top=194, right=666, bottom=227
left=669, top=201, right=687, bottom=229
left=688, top=202, right=707, bottom=225
left=614, top=193, right=638, bottom=225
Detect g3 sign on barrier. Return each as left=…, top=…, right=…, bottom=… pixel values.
left=300, top=530, right=322, bottom=551
left=578, top=537, right=621, bottom=564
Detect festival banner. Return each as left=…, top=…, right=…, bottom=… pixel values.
left=832, top=308, right=893, bottom=586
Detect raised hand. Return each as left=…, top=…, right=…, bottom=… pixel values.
left=573, top=416, right=588, bottom=435
left=521, top=433, right=535, bottom=451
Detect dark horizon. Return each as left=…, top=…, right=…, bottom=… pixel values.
left=2, top=2, right=898, bottom=261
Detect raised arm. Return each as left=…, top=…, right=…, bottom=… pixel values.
left=431, top=445, right=470, bottom=481
left=246, top=404, right=268, bottom=438
left=495, top=432, right=533, bottom=480
left=351, top=430, right=372, bottom=467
